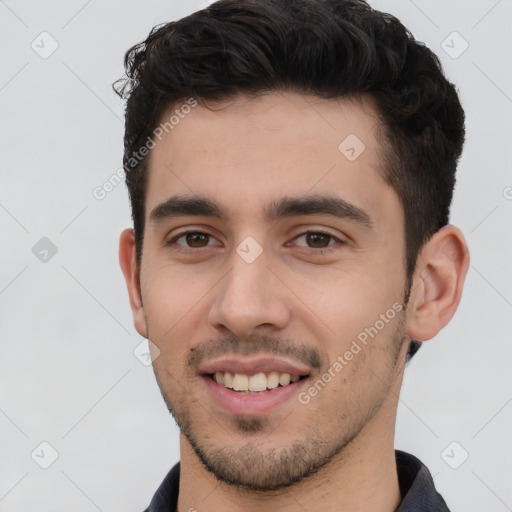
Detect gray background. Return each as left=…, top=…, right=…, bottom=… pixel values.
left=1, top=0, right=511, bottom=510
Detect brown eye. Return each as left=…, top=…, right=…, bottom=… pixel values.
left=184, top=232, right=210, bottom=247
left=305, top=232, right=332, bottom=248
left=167, top=231, right=220, bottom=250
left=291, top=230, right=346, bottom=255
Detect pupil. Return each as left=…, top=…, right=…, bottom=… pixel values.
left=307, top=233, right=328, bottom=248
left=187, top=233, right=207, bottom=247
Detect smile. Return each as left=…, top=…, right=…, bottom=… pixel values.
left=208, top=371, right=307, bottom=393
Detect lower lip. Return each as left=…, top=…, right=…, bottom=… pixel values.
left=202, top=375, right=308, bottom=415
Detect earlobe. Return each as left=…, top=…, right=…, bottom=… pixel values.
left=119, top=228, right=148, bottom=338
left=406, top=225, right=469, bottom=342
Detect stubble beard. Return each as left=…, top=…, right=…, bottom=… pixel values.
left=151, top=311, right=407, bottom=492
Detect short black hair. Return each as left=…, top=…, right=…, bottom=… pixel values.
left=114, top=0, right=466, bottom=361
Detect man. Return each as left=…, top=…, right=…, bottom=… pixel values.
left=114, top=0, right=469, bottom=510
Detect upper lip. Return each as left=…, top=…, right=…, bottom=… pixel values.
left=198, top=357, right=310, bottom=377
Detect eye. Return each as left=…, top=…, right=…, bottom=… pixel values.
left=291, top=231, right=345, bottom=254
left=166, top=231, right=220, bottom=250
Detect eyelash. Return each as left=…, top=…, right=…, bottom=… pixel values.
left=166, top=230, right=345, bottom=255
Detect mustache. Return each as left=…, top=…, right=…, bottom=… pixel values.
left=186, top=332, right=324, bottom=371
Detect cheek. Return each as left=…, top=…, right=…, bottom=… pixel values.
left=299, top=268, right=399, bottom=341
left=141, top=258, right=206, bottom=327
left=140, top=260, right=218, bottom=369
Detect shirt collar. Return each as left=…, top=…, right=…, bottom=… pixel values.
left=395, top=450, right=451, bottom=511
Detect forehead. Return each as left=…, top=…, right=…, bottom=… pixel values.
left=144, top=91, right=398, bottom=227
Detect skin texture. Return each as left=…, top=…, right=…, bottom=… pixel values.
left=120, top=91, right=469, bottom=512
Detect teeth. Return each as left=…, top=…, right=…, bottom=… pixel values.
left=223, top=372, right=234, bottom=388
left=232, top=373, right=249, bottom=391
left=279, top=373, right=291, bottom=386
left=212, top=371, right=304, bottom=392
left=248, top=372, right=267, bottom=392
left=267, top=371, right=280, bottom=389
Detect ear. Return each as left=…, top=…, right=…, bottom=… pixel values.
left=119, top=228, right=148, bottom=338
left=406, top=225, right=470, bottom=341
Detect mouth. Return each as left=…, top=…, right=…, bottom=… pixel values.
left=201, top=369, right=310, bottom=416
left=206, top=371, right=309, bottom=393
left=198, top=356, right=312, bottom=414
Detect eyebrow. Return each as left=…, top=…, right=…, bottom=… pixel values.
left=149, top=193, right=373, bottom=229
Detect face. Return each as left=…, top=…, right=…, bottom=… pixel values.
left=133, top=92, right=410, bottom=490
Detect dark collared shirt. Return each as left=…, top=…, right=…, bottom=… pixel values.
left=143, top=450, right=450, bottom=511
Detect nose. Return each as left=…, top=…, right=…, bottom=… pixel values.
left=207, top=248, right=291, bottom=339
